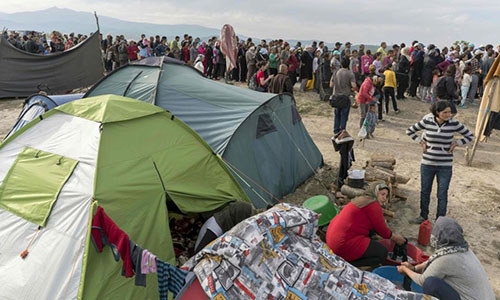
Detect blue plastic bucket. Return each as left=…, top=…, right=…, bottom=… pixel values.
left=372, top=266, right=423, bottom=293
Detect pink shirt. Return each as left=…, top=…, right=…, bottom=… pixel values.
left=361, top=55, right=374, bottom=74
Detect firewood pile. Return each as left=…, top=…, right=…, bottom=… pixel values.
left=336, top=154, right=410, bottom=218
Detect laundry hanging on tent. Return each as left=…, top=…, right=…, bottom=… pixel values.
left=130, top=242, right=146, bottom=287
left=157, top=258, right=189, bottom=300
left=141, top=249, right=158, bottom=274
left=91, top=206, right=134, bottom=277
left=91, top=206, right=189, bottom=297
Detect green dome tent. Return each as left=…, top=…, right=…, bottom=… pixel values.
left=0, top=95, right=249, bottom=299
left=85, top=57, right=324, bottom=208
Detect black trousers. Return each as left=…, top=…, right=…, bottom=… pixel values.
left=350, top=240, right=388, bottom=268
left=396, top=73, right=409, bottom=98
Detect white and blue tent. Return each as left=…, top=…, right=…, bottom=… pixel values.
left=4, top=93, right=84, bottom=140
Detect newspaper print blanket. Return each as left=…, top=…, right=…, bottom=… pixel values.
left=183, top=203, right=435, bottom=300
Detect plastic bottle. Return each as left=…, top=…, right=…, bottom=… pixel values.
left=418, top=220, right=432, bottom=246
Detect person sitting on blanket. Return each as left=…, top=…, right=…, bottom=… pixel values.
left=194, top=201, right=254, bottom=253
left=326, top=183, right=406, bottom=268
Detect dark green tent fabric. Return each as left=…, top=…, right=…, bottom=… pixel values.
left=0, top=32, right=103, bottom=99
left=85, top=57, right=323, bottom=208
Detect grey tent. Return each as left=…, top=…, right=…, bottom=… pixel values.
left=85, top=57, right=323, bottom=208
left=0, top=32, right=103, bottom=99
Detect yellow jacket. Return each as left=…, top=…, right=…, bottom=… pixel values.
left=383, top=69, right=396, bottom=88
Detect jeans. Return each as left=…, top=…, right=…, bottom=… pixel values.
left=461, top=85, right=470, bottom=106
left=468, top=73, right=480, bottom=102
left=334, top=105, right=350, bottom=134
left=359, top=103, right=369, bottom=128
left=420, top=164, right=453, bottom=220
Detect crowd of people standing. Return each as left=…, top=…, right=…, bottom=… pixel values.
left=3, top=30, right=89, bottom=54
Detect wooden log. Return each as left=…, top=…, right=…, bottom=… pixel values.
left=395, top=174, right=410, bottom=184
left=340, top=184, right=366, bottom=198
left=374, top=166, right=397, bottom=175
left=364, top=166, right=396, bottom=183
left=383, top=209, right=396, bottom=218
left=370, top=154, right=396, bottom=165
left=370, top=161, right=394, bottom=170
left=393, top=188, right=408, bottom=201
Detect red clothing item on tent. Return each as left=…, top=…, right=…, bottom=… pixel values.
left=91, top=206, right=134, bottom=277
left=325, top=201, right=392, bottom=262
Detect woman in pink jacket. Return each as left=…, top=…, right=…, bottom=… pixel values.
left=356, top=76, right=376, bottom=128
left=361, top=50, right=374, bottom=77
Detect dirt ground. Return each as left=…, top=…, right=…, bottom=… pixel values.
left=1, top=87, right=499, bottom=297
left=285, top=88, right=500, bottom=298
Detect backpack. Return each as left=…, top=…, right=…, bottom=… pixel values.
left=248, top=73, right=258, bottom=90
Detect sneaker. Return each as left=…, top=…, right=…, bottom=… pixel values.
left=409, top=216, right=426, bottom=224
left=459, top=104, right=467, bottom=109
left=395, top=109, right=401, bottom=114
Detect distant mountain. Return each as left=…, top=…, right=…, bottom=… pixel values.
left=0, top=7, right=379, bottom=51
left=0, top=7, right=221, bottom=41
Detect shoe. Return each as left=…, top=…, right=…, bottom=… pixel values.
left=459, top=104, right=467, bottom=109
left=409, top=216, right=426, bottom=224
left=395, top=109, right=401, bottom=114
left=378, top=118, right=385, bottom=122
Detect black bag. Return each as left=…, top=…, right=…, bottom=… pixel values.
left=329, top=95, right=351, bottom=108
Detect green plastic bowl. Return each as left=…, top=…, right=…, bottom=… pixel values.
left=303, top=195, right=339, bottom=227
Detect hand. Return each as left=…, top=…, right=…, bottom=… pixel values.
left=420, top=141, right=427, bottom=153
left=391, top=233, right=406, bottom=245
left=397, top=264, right=411, bottom=275
left=400, top=261, right=413, bottom=270
left=449, top=142, right=457, bottom=153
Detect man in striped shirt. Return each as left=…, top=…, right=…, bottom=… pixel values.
left=406, top=101, right=473, bottom=224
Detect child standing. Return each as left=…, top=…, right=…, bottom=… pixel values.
left=363, top=101, right=378, bottom=139
left=460, top=67, right=472, bottom=108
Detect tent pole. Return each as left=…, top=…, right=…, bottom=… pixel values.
left=467, top=77, right=498, bottom=166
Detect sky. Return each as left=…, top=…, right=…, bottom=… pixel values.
left=4, top=0, right=499, bottom=47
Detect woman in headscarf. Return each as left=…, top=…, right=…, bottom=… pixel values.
left=197, top=42, right=207, bottom=75
left=245, top=45, right=257, bottom=82
left=398, top=217, right=494, bottom=300
left=396, top=47, right=411, bottom=100
left=326, top=182, right=406, bottom=268
left=194, top=54, right=205, bottom=75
